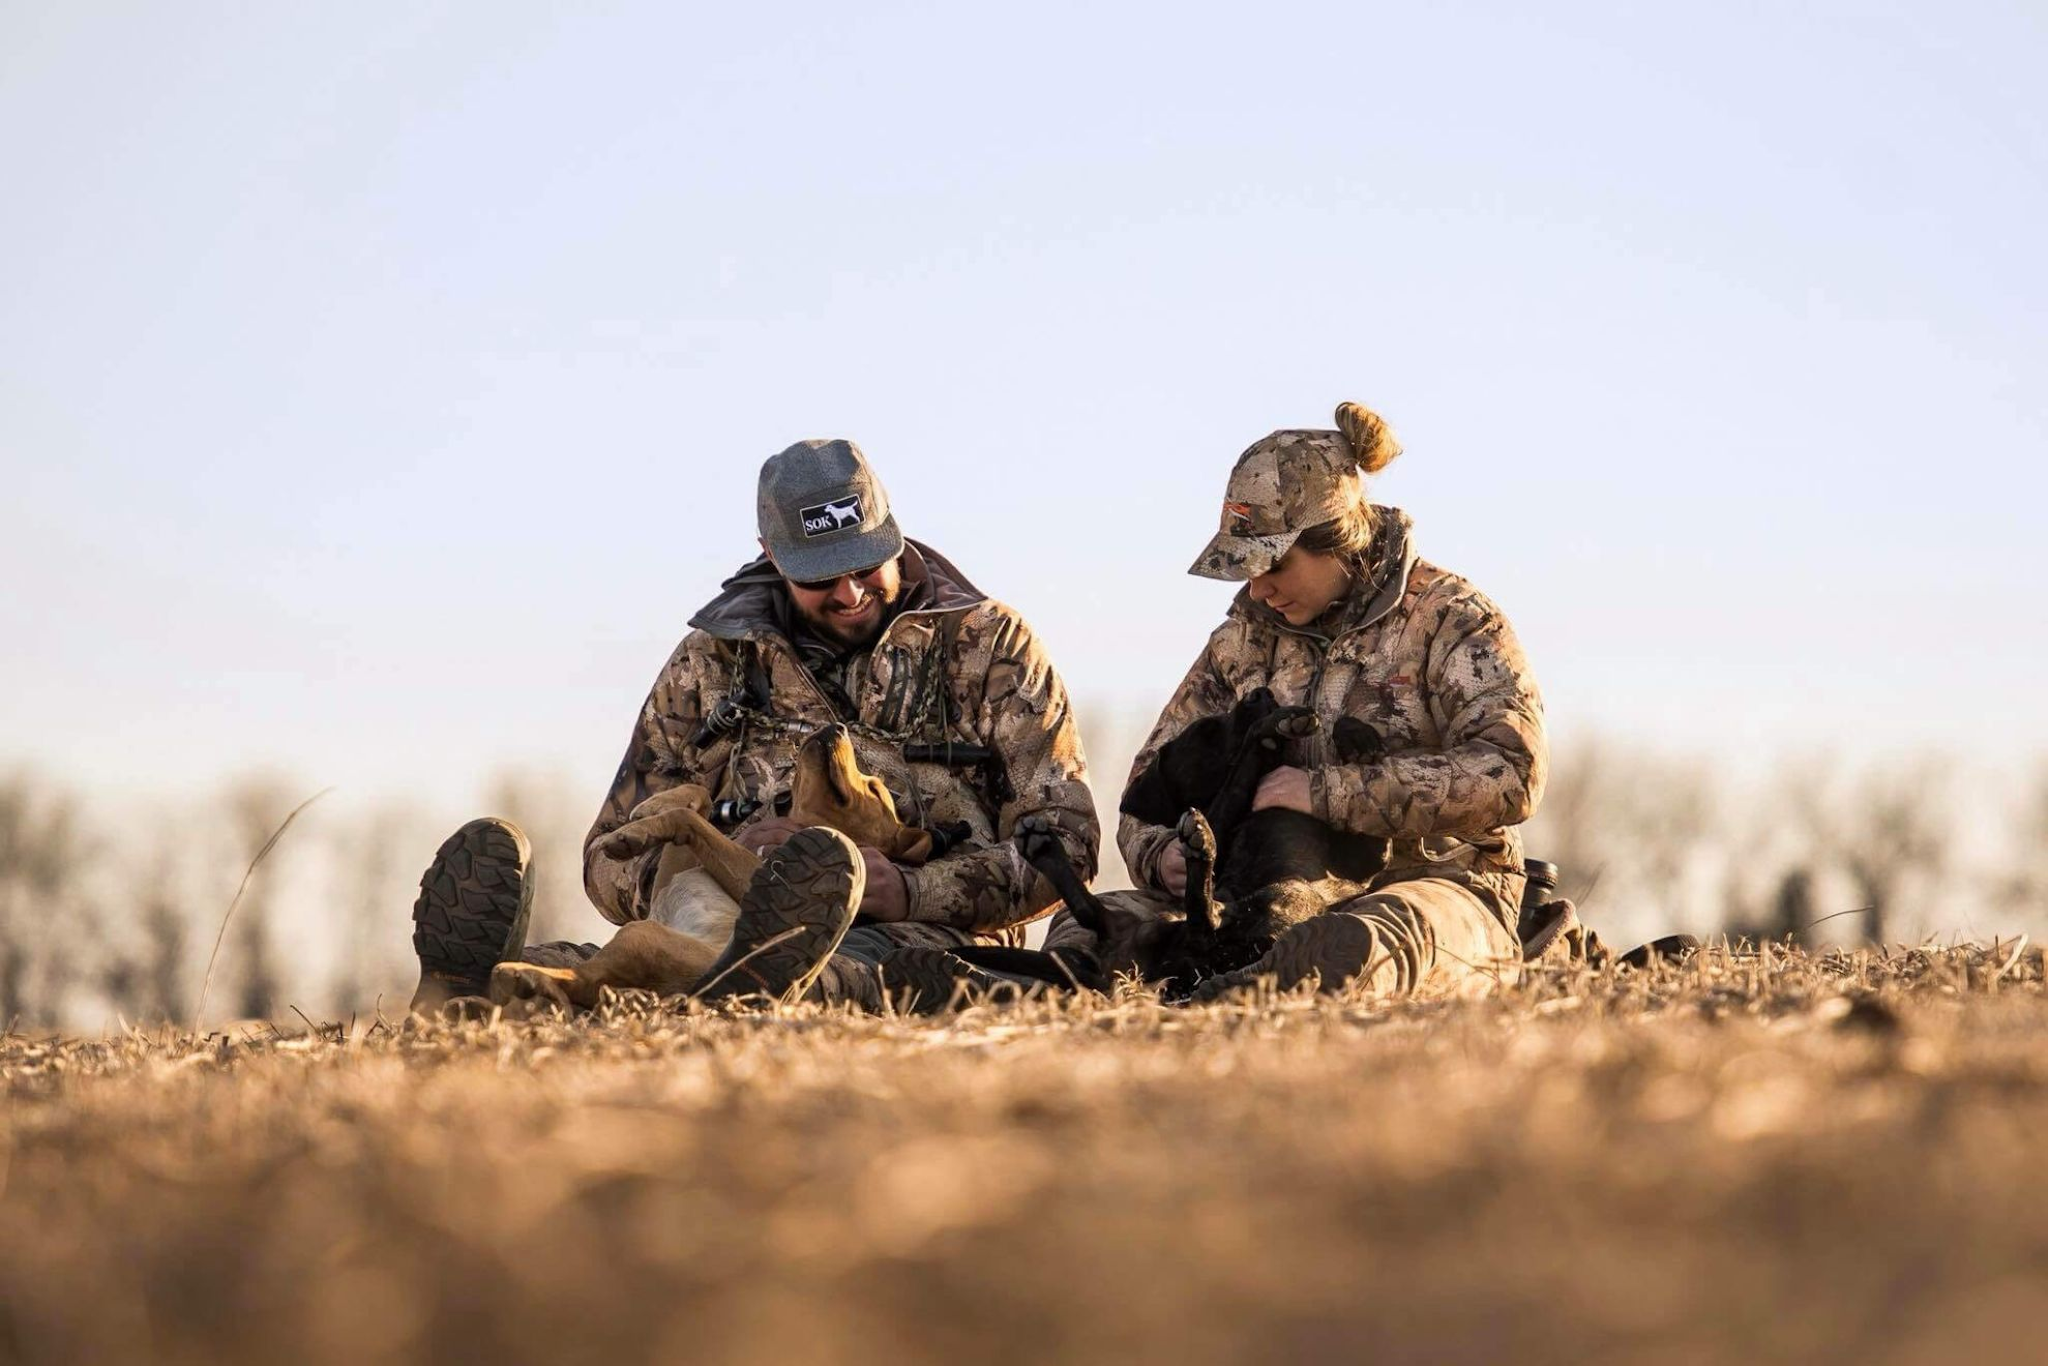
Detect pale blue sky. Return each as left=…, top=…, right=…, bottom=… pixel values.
left=3, top=1, right=2044, bottom=812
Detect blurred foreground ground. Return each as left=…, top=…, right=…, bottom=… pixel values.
left=3, top=944, right=2046, bottom=1365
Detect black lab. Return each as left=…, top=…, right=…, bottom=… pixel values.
left=965, top=689, right=1392, bottom=999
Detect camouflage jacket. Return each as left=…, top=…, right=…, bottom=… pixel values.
left=584, top=541, right=1099, bottom=936
left=1118, top=508, right=1547, bottom=927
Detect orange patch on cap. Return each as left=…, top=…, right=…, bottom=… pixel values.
left=1223, top=500, right=1254, bottom=528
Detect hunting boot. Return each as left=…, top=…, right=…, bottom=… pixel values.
left=1189, top=912, right=1380, bottom=1003
left=806, top=954, right=887, bottom=1011
left=695, top=827, right=864, bottom=1004
left=877, top=946, right=1031, bottom=1014
left=409, top=817, right=535, bottom=1014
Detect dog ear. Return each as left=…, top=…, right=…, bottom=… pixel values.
left=889, top=827, right=935, bottom=865
left=1335, top=401, right=1402, bottom=475
left=1331, top=717, right=1384, bottom=763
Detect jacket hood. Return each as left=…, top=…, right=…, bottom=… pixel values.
left=687, top=538, right=988, bottom=643
left=1229, top=505, right=1417, bottom=641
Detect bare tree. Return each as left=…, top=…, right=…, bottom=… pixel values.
left=123, top=841, right=193, bottom=1022
left=1779, top=758, right=1952, bottom=945
left=1990, top=760, right=2048, bottom=929
left=1523, top=740, right=1727, bottom=944
left=1727, top=867, right=1812, bottom=946
left=0, top=774, right=93, bottom=1025
left=331, top=806, right=413, bottom=1012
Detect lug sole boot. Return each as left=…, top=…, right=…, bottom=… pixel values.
left=409, top=817, right=535, bottom=1015
left=878, top=947, right=1032, bottom=1014
left=1191, top=912, right=1379, bottom=1003
left=695, top=827, right=863, bottom=1004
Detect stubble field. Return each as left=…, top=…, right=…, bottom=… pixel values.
left=3, top=944, right=2046, bottom=1366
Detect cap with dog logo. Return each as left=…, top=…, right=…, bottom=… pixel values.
left=1188, top=402, right=1402, bottom=581
left=757, top=438, right=905, bottom=582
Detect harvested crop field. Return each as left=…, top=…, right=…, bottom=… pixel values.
left=3, top=944, right=2046, bottom=1366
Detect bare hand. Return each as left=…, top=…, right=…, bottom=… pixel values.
left=1252, top=765, right=1314, bottom=815
left=735, top=816, right=807, bottom=855
left=857, top=848, right=909, bottom=921
left=1157, top=841, right=1188, bottom=897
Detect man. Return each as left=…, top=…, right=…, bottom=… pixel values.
left=408, top=438, right=1099, bottom=1012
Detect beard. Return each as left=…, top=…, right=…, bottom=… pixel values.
left=791, top=578, right=904, bottom=652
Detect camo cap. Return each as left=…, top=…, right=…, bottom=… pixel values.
left=1188, top=403, right=1403, bottom=581
left=757, top=438, right=905, bottom=582
left=1188, top=429, right=1363, bottom=580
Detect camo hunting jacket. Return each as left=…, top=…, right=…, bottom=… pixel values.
left=584, top=541, right=1099, bottom=937
left=1118, top=507, right=1547, bottom=928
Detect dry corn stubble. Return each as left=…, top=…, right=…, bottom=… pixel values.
left=2, top=942, right=2046, bottom=1366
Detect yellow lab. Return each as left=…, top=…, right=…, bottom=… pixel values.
left=489, top=724, right=936, bottom=1010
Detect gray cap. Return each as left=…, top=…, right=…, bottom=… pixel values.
left=756, top=438, right=904, bottom=581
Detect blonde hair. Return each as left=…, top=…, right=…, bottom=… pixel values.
left=1296, top=402, right=1402, bottom=558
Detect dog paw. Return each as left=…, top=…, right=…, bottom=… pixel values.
left=1175, top=808, right=1217, bottom=862
left=1275, top=711, right=1320, bottom=743
left=1015, top=814, right=1064, bottom=867
left=596, top=810, right=693, bottom=859
left=1250, top=706, right=1318, bottom=749
left=489, top=962, right=575, bottom=1013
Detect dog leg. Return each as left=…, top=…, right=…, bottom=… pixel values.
left=580, top=920, right=724, bottom=1000
left=597, top=807, right=764, bottom=905
left=1205, top=708, right=1318, bottom=840
left=660, top=809, right=763, bottom=904
left=487, top=920, right=723, bottom=1012
left=1016, top=814, right=1115, bottom=935
left=489, top=962, right=590, bottom=1013
left=1176, top=808, right=1222, bottom=938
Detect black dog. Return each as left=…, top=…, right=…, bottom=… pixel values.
left=966, top=689, right=1391, bottom=998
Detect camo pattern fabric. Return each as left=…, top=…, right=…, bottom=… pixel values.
left=584, top=541, right=1099, bottom=937
left=1188, top=430, right=1359, bottom=580
left=1042, top=879, right=1522, bottom=998
left=1123, top=506, right=1546, bottom=931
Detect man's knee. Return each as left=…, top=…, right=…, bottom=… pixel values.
left=1330, top=880, right=1519, bottom=993
left=835, top=921, right=975, bottom=969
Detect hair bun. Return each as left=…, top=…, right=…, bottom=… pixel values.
left=1335, top=401, right=1401, bottom=475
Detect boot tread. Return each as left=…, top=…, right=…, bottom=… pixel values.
left=411, top=817, right=534, bottom=989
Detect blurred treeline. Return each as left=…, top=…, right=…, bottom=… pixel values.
left=1, top=722, right=2042, bottom=1029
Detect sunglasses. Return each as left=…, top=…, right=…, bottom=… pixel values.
left=788, top=561, right=893, bottom=593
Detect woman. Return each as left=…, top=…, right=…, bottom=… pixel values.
left=1062, top=401, right=1547, bottom=999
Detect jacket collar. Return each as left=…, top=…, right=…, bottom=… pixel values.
left=687, top=538, right=988, bottom=645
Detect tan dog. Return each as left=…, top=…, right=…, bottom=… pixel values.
left=489, top=724, right=935, bottom=1010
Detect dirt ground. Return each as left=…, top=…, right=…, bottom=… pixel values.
left=3, top=943, right=2045, bottom=1366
